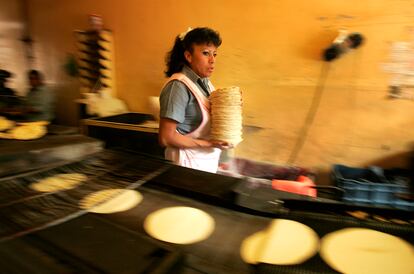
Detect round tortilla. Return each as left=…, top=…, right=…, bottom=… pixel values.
left=8, top=125, right=47, bottom=140
left=320, top=228, right=414, bottom=274
left=0, top=132, right=12, bottom=139
left=30, top=173, right=87, bottom=192
left=144, top=206, right=215, bottom=244
left=240, top=230, right=267, bottom=264
left=240, top=219, right=319, bottom=265
left=80, top=189, right=142, bottom=214
left=0, top=117, right=15, bottom=131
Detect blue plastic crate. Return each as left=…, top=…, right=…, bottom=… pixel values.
left=332, top=164, right=414, bottom=210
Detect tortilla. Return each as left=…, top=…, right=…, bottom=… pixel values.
left=98, top=31, right=113, bottom=43
left=144, top=206, right=215, bottom=244
left=80, top=189, right=142, bottom=214
left=0, top=117, right=15, bottom=131
left=0, top=132, right=11, bottom=139
left=240, top=219, right=319, bottom=265
left=99, top=59, right=112, bottom=69
left=98, top=50, right=112, bottom=61
left=372, top=215, right=390, bottom=223
left=17, top=121, right=49, bottom=127
left=100, top=77, right=113, bottom=88
left=347, top=210, right=369, bottom=220
left=98, top=40, right=113, bottom=51
left=390, top=218, right=410, bottom=225
left=30, top=173, right=87, bottom=192
left=7, top=124, right=47, bottom=140
left=240, top=231, right=267, bottom=264
left=320, top=228, right=414, bottom=274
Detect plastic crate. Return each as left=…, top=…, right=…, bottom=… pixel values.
left=332, top=164, right=414, bottom=210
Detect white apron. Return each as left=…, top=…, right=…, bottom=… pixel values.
left=164, top=73, right=221, bottom=173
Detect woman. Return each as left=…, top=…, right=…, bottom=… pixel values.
left=159, top=27, right=230, bottom=173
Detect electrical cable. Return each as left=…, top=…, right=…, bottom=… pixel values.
left=287, top=62, right=331, bottom=165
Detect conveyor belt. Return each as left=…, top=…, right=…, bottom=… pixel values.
left=103, top=187, right=414, bottom=274
left=0, top=149, right=412, bottom=273
left=0, top=150, right=170, bottom=242
left=0, top=214, right=183, bottom=274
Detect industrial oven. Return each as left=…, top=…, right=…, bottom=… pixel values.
left=0, top=149, right=412, bottom=273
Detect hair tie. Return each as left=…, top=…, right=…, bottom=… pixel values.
left=179, top=27, right=192, bottom=41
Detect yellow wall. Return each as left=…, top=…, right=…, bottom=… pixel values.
left=26, top=0, right=414, bottom=175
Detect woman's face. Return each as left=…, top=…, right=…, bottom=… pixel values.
left=184, top=43, right=217, bottom=78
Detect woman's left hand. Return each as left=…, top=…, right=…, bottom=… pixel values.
left=210, top=140, right=234, bottom=150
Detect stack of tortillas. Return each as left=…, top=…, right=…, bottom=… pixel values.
left=210, top=86, right=243, bottom=146
left=0, top=120, right=48, bottom=140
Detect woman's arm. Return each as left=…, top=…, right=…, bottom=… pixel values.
left=158, top=118, right=230, bottom=149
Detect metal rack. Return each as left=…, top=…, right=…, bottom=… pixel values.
left=0, top=150, right=170, bottom=242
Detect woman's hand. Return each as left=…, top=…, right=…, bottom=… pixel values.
left=193, top=139, right=233, bottom=149
left=210, top=140, right=233, bottom=150
left=159, top=118, right=233, bottom=149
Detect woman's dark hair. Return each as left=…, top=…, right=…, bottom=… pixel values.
left=164, top=27, right=222, bottom=77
